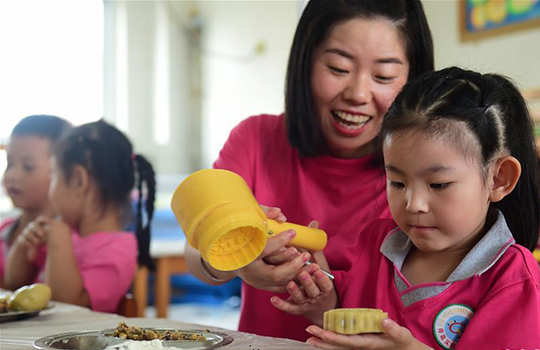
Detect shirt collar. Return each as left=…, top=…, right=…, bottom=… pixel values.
left=380, top=210, right=515, bottom=282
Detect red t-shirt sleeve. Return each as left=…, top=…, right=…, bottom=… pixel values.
left=213, top=116, right=260, bottom=188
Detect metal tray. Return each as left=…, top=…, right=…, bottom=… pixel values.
left=33, top=328, right=234, bottom=350
left=0, top=303, right=54, bottom=323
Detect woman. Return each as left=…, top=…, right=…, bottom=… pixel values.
left=185, top=0, right=434, bottom=341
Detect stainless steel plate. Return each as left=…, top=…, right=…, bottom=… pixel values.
left=33, top=328, right=234, bottom=350
left=0, top=303, right=54, bottom=323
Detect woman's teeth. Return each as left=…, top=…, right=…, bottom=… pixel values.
left=333, top=111, right=370, bottom=130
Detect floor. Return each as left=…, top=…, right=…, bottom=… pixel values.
left=145, top=297, right=241, bottom=331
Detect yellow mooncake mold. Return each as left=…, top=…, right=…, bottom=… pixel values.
left=323, top=308, right=388, bottom=334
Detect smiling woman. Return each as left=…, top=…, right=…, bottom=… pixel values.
left=183, top=0, right=435, bottom=342
left=310, top=18, right=410, bottom=159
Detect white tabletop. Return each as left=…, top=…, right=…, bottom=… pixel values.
left=0, top=301, right=317, bottom=350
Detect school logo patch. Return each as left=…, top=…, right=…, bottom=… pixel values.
left=432, top=304, right=474, bottom=349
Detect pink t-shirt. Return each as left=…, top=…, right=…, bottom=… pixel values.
left=214, top=114, right=391, bottom=340
left=0, top=217, right=17, bottom=282
left=34, top=231, right=137, bottom=313
left=338, top=213, right=540, bottom=349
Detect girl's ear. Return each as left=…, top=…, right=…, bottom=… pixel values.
left=70, top=164, right=90, bottom=194
left=489, top=156, right=521, bottom=203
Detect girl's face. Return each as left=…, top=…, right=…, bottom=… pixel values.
left=48, top=157, right=81, bottom=228
left=311, top=18, right=409, bottom=158
left=2, top=136, right=52, bottom=212
left=383, top=132, right=491, bottom=254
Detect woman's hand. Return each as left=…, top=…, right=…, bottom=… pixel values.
left=235, top=229, right=312, bottom=292
left=305, top=320, right=434, bottom=350
left=234, top=206, right=314, bottom=292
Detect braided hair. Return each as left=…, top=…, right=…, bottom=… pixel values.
left=53, top=119, right=156, bottom=269
left=380, top=67, right=540, bottom=251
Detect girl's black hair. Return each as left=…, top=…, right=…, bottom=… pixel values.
left=53, top=120, right=156, bottom=269
left=11, top=114, right=72, bottom=141
left=4, top=115, right=72, bottom=244
left=380, top=67, right=540, bottom=251
left=285, top=0, right=434, bottom=157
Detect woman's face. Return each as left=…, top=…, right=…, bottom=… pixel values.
left=311, top=18, right=409, bottom=158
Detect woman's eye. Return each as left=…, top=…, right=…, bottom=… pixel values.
left=375, top=75, right=395, bottom=82
left=328, top=65, right=348, bottom=74
left=23, top=164, right=35, bottom=172
left=430, top=183, right=451, bottom=190
left=389, top=181, right=405, bottom=189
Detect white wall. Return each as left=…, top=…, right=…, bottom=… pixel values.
left=194, top=1, right=299, bottom=167
left=104, top=1, right=196, bottom=178
left=104, top=0, right=299, bottom=175
left=422, top=0, right=540, bottom=90
left=106, top=1, right=540, bottom=178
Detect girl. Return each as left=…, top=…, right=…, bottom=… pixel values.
left=272, top=67, right=540, bottom=349
left=5, top=120, right=156, bottom=314
left=185, top=0, right=434, bottom=341
left=1, top=115, right=71, bottom=287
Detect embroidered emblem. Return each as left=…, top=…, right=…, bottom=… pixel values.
left=432, top=304, right=474, bottom=349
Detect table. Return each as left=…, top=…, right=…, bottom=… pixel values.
left=132, top=235, right=187, bottom=318
left=0, top=302, right=318, bottom=350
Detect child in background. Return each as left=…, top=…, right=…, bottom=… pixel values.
left=272, top=67, right=540, bottom=349
left=5, top=120, right=156, bottom=313
left=0, top=115, right=71, bottom=287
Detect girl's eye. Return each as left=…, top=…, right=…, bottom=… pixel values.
left=23, top=164, right=35, bottom=172
left=389, top=181, right=405, bottom=189
left=328, top=65, right=348, bottom=74
left=430, top=183, right=451, bottom=190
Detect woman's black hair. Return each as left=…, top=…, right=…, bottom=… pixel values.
left=380, top=67, right=540, bottom=251
left=53, top=120, right=156, bottom=269
left=285, top=0, right=434, bottom=157
left=11, top=114, right=72, bottom=141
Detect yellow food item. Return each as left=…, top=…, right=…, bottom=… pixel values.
left=323, top=308, right=388, bottom=334
left=9, top=283, right=51, bottom=311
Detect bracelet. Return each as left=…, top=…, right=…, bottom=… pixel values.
left=199, top=255, right=231, bottom=282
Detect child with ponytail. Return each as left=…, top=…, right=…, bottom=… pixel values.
left=272, top=67, right=540, bottom=349
left=5, top=120, right=156, bottom=313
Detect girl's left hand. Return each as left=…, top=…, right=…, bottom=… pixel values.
left=38, top=216, right=71, bottom=246
left=305, top=319, right=433, bottom=350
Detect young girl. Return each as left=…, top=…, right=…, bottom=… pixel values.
left=0, top=115, right=71, bottom=287
left=271, top=67, right=540, bottom=349
left=5, top=120, right=156, bottom=313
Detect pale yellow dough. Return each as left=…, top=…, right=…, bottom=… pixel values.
left=323, top=308, right=388, bottom=334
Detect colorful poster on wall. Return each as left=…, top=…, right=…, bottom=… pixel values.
left=461, top=0, right=540, bottom=40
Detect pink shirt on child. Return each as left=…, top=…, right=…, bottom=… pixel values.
left=33, top=231, right=137, bottom=313
left=214, top=114, right=391, bottom=341
left=0, top=217, right=17, bottom=282
left=338, top=212, right=540, bottom=349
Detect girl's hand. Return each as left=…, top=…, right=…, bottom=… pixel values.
left=16, top=217, right=49, bottom=260
left=270, top=220, right=337, bottom=324
left=305, top=320, right=433, bottom=350
left=39, top=216, right=71, bottom=247
left=270, top=252, right=337, bottom=325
